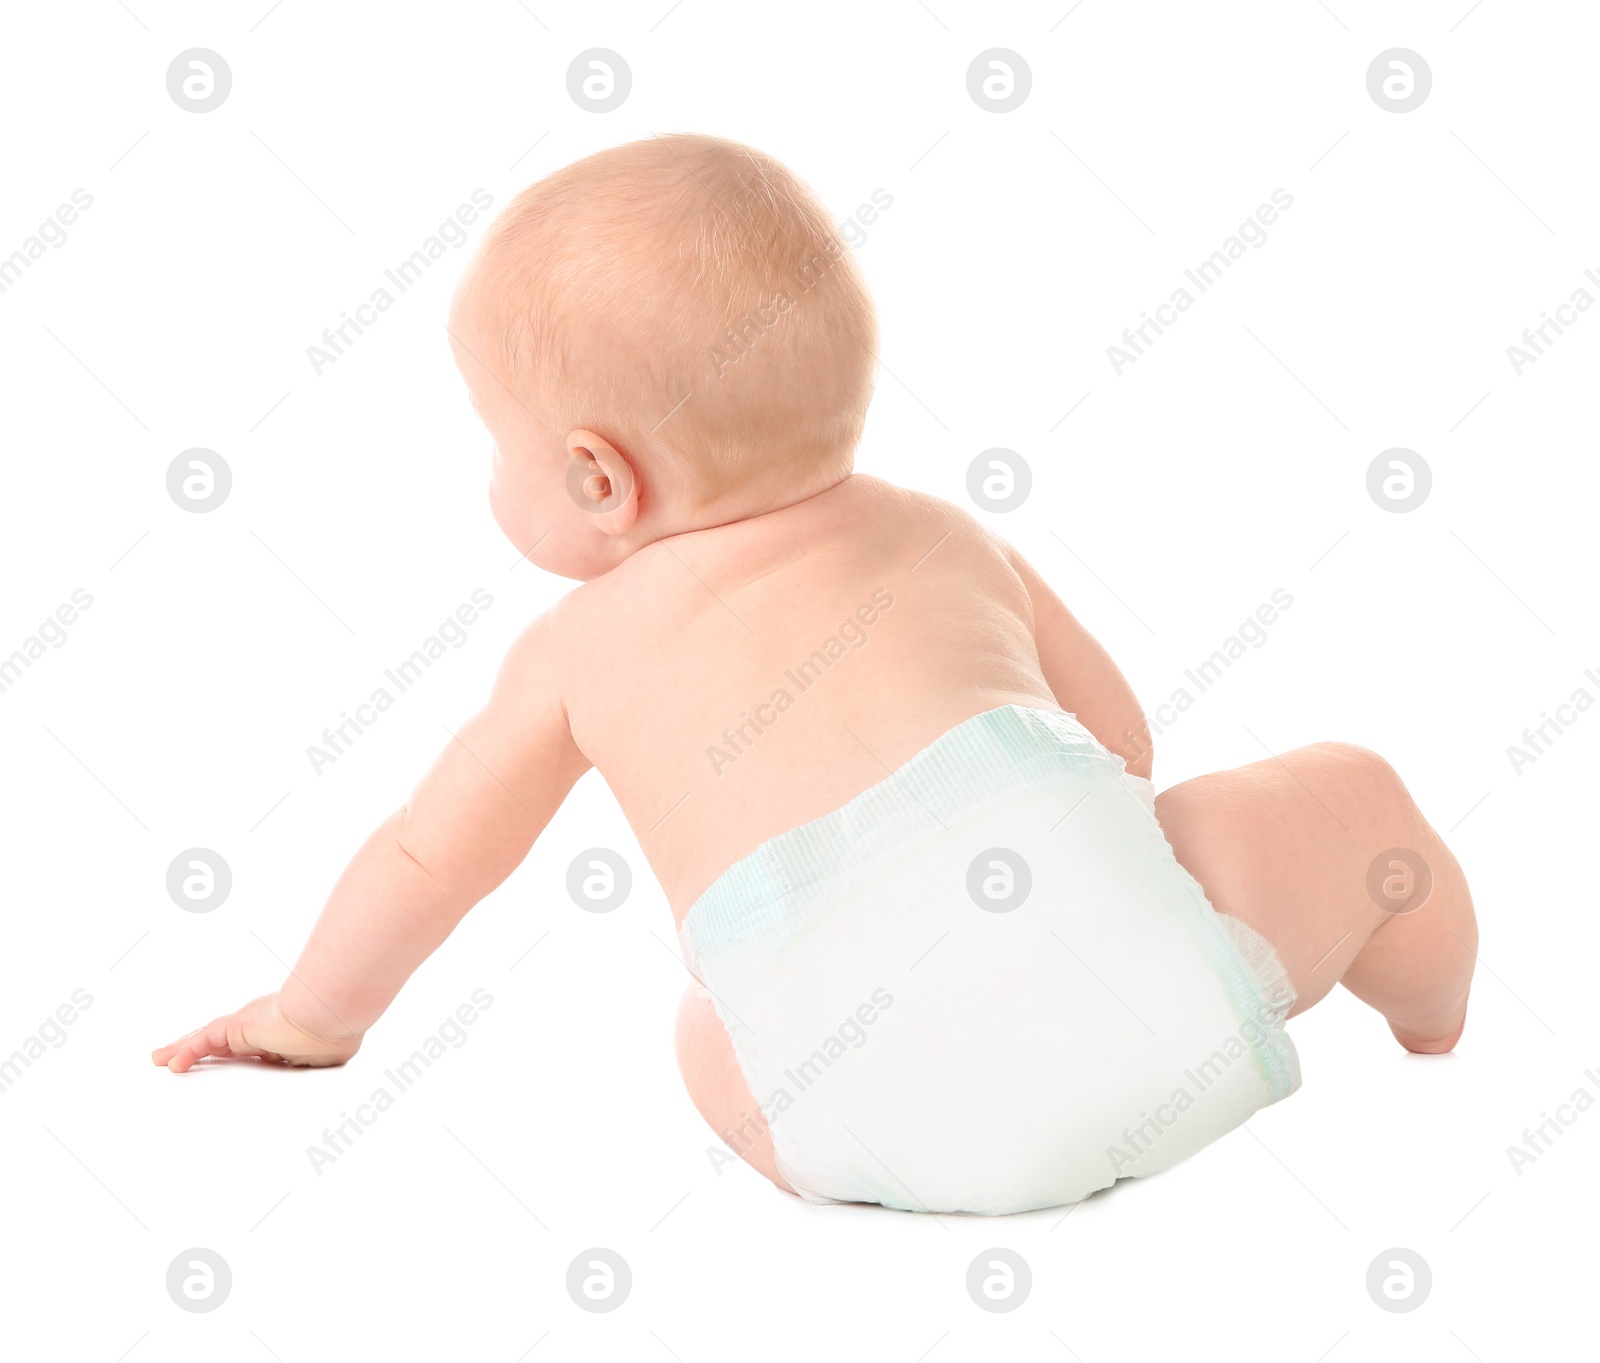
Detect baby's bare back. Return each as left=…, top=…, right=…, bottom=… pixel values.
left=551, top=475, right=1060, bottom=919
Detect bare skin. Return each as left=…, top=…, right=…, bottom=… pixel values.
left=1155, top=745, right=1477, bottom=1051
left=154, top=309, right=1476, bottom=1204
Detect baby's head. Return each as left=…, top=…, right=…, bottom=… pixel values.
left=450, top=134, right=878, bottom=579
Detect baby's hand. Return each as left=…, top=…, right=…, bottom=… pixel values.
left=151, top=993, right=361, bottom=1073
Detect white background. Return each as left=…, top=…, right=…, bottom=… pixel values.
left=2, top=1, right=1596, bottom=1359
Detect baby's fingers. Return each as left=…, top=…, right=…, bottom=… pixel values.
left=154, top=1018, right=239, bottom=1073
left=151, top=1030, right=200, bottom=1066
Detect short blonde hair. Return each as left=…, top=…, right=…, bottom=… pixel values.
left=458, top=134, right=878, bottom=502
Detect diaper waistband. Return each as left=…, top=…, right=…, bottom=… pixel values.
left=679, top=704, right=1123, bottom=973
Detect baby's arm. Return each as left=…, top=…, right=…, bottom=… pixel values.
left=153, top=613, right=590, bottom=1072
left=1003, top=546, right=1154, bottom=779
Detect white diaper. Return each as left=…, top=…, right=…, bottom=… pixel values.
left=679, top=705, right=1299, bottom=1215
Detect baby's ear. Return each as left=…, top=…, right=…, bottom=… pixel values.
left=565, top=428, right=639, bottom=536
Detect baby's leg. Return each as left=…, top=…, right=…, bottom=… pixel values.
left=1154, top=742, right=1477, bottom=1052
left=674, top=982, right=796, bottom=1194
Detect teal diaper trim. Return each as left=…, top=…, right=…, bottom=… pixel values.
left=683, top=705, right=1120, bottom=964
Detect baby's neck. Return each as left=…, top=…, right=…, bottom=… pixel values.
left=643, top=465, right=857, bottom=547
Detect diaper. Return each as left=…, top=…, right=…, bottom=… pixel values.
left=679, top=705, right=1300, bottom=1215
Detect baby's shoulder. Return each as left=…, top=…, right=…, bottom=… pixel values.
left=537, top=539, right=687, bottom=649
left=834, top=474, right=994, bottom=539
left=843, top=474, right=1020, bottom=564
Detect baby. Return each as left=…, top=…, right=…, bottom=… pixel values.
left=154, top=135, right=1478, bottom=1215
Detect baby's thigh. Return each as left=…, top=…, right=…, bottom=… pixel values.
left=1152, top=742, right=1418, bottom=1014
left=674, top=983, right=794, bottom=1195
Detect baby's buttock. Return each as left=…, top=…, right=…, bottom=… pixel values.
left=679, top=706, right=1300, bottom=1215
